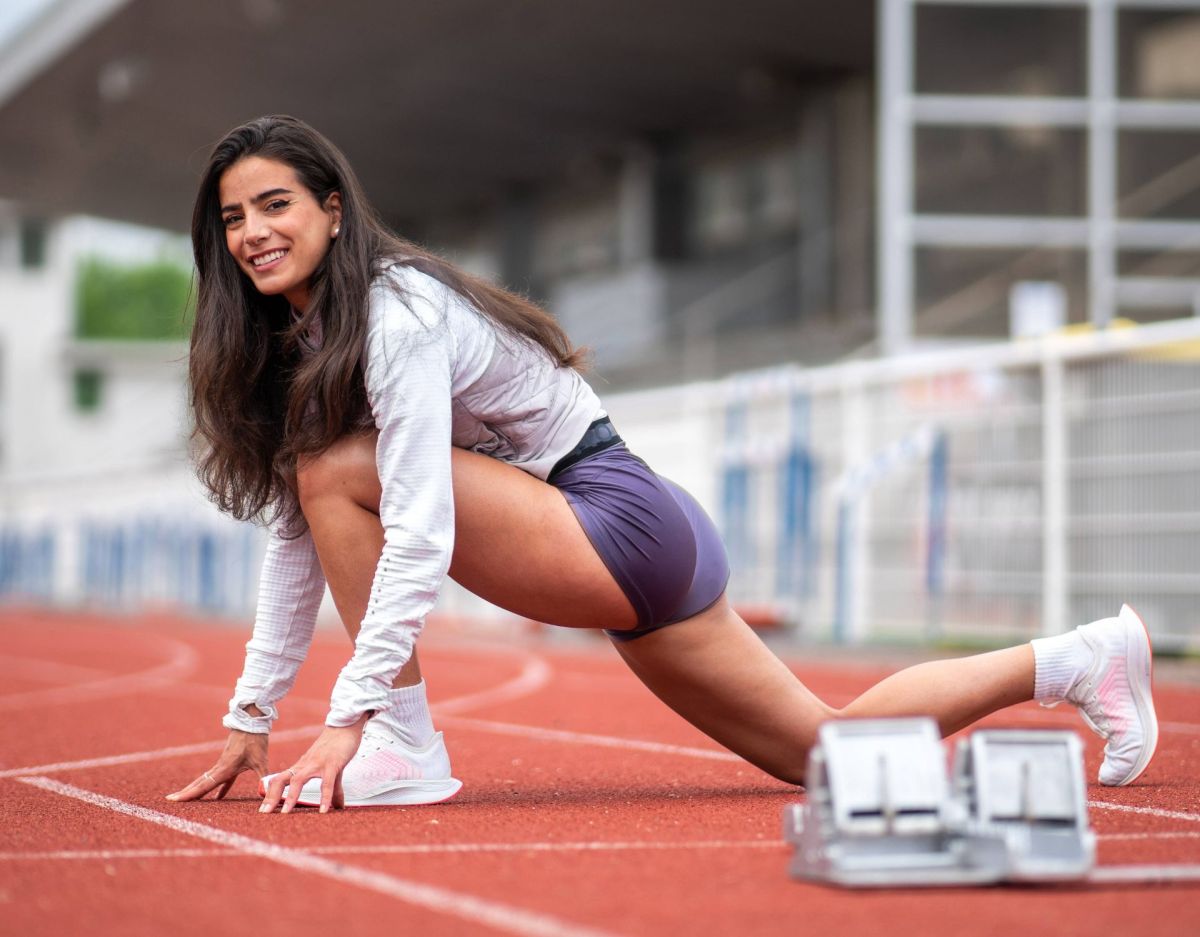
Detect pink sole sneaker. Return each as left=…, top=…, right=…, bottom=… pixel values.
left=258, top=774, right=462, bottom=807
left=257, top=729, right=462, bottom=807
left=1073, top=604, right=1159, bottom=786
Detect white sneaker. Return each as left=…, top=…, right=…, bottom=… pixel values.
left=260, top=729, right=462, bottom=807
left=1046, top=604, right=1158, bottom=786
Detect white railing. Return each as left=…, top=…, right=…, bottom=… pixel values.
left=606, top=316, right=1200, bottom=651
left=0, top=459, right=263, bottom=618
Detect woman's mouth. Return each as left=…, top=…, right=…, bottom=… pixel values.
left=249, top=249, right=288, bottom=271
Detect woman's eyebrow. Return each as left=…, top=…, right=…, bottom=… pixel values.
left=220, top=188, right=296, bottom=213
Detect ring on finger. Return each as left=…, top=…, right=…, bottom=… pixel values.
left=202, top=771, right=216, bottom=783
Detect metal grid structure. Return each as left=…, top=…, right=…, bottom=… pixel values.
left=879, top=0, right=1200, bottom=354
left=606, top=315, right=1200, bottom=652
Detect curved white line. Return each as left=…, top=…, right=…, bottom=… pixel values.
left=0, top=642, right=551, bottom=777
left=437, top=715, right=740, bottom=762
left=0, top=653, right=111, bottom=683
left=432, top=651, right=552, bottom=715
left=0, top=724, right=321, bottom=779
left=0, top=633, right=199, bottom=712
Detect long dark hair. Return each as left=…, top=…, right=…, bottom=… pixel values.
left=189, top=114, right=585, bottom=531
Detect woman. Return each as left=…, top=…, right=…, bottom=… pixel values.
left=167, top=116, right=1157, bottom=814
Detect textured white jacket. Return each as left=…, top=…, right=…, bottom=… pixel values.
left=223, top=263, right=603, bottom=732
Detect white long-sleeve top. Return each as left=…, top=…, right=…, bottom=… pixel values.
left=224, top=263, right=603, bottom=733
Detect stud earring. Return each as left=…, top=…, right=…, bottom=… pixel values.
left=332, top=225, right=340, bottom=237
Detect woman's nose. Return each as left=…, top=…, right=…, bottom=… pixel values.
left=245, top=212, right=269, bottom=244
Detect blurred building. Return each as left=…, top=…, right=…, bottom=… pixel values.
left=0, top=206, right=189, bottom=478
left=3, top=1, right=1200, bottom=640
left=0, top=0, right=880, bottom=398
left=3, top=2, right=1199, bottom=394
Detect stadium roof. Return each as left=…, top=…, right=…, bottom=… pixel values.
left=0, top=0, right=872, bottom=231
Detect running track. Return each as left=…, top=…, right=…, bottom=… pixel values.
left=1, top=608, right=1198, bottom=936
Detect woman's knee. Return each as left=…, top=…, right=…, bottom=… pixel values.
left=296, top=432, right=381, bottom=509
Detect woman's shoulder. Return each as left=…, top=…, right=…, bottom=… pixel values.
left=365, top=259, right=494, bottom=354
left=368, top=261, right=454, bottom=329
left=370, top=258, right=439, bottom=305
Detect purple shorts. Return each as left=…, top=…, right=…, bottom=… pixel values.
left=549, top=443, right=730, bottom=640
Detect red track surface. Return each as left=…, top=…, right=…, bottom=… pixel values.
left=1, top=608, right=1198, bottom=936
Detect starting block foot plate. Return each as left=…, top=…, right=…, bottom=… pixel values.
left=786, top=719, right=1096, bottom=888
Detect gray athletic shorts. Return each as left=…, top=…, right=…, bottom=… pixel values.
left=548, top=437, right=730, bottom=640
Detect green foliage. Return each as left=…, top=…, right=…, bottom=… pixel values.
left=76, top=257, right=194, bottom=340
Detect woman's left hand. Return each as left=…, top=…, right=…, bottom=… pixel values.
left=260, top=715, right=368, bottom=814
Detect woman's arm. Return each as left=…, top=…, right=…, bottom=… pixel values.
left=261, top=272, right=460, bottom=814
left=224, top=525, right=327, bottom=732
left=324, top=275, right=457, bottom=727
left=165, top=526, right=326, bottom=802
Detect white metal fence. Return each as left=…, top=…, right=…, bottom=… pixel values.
left=3, top=318, right=1199, bottom=651
left=0, top=459, right=262, bottom=619
left=606, top=316, right=1200, bottom=652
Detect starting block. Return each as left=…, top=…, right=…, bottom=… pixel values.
left=784, top=718, right=1095, bottom=887
left=954, top=729, right=1095, bottom=881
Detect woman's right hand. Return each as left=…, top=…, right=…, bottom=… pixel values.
left=165, top=729, right=269, bottom=802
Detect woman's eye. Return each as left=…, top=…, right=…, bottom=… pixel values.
left=266, top=199, right=290, bottom=212
left=222, top=214, right=242, bottom=228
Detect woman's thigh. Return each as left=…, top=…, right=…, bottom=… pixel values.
left=322, top=434, right=637, bottom=630
left=446, top=447, right=638, bottom=630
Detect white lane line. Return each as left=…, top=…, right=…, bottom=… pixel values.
left=1089, top=801, right=1200, bottom=823
left=7, top=829, right=1200, bottom=865
left=0, top=646, right=553, bottom=779
left=0, top=634, right=198, bottom=712
left=0, top=653, right=112, bottom=683
left=439, top=715, right=741, bottom=762
left=432, top=654, right=552, bottom=715
left=19, top=777, right=619, bottom=937
left=308, top=839, right=779, bottom=855
left=0, top=847, right=240, bottom=861
left=0, top=724, right=323, bottom=779
left=9, top=831, right=1200, bottom=863
left=1090, top=865, right=1200, bottom=883
left=0, top=839, right=784, bottom=862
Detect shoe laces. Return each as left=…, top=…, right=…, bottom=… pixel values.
left=358, top=723, right=397, bottom=755
left=1052, top=630, right=1112, bottom=740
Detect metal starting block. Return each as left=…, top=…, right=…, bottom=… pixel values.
left=953, top=729, right=1095, bottom=882
left=784, top=718, right=1095, bottom=887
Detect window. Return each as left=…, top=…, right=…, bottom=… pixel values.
left=73, top=369, right=104, bottom=412
left=19, top=217, right=47, bottom=270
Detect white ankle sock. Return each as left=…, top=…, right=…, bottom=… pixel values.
left=371, top=680, right=436, bottom=747
left=1030, top=629, right=1093, bottom=701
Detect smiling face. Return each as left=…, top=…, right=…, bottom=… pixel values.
left=218, top=155, right=342, bottom=310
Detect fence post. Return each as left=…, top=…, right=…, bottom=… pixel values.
left=720, top=397, right=751, bottom=588
left=1042, top=352, right=1068, bottom=636
left=926, top=430, right=949, bottom=640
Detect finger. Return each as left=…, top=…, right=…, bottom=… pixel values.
left=166, top=774, right=209, bottom=800
left=259, top=770, right=290, bottom=813
left=320, top=768, right=340, bottom=814
left=216, top=776, right=236, bottom=800
left=166, top=771, right=219, bottom=802
left=331, top=771, right=345, bottom=812
left=281, top=769, right=307, bottom=815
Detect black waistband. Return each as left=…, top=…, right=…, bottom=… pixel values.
left=547, top=417, right=622, bottom=481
